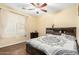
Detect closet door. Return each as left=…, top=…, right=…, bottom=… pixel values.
left=0, top=9, right=26, bottom=37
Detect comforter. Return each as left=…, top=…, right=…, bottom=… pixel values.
left=26, top=34, right=78, bottom=55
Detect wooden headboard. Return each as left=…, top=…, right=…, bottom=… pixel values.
left=46, top=27, right=76, bottom=37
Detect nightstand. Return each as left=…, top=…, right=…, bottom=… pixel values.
left=30, top=32, right=38, bottom=39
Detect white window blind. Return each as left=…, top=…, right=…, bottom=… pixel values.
left=1, top=9, right=26, bottom=37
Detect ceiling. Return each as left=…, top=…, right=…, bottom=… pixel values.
left=4, top=3, right=76, bottom=16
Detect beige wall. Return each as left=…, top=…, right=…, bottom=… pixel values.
left=76, top=4, right=79, bottom=45
left=77, top=17, right=79, bottom=45
left=37, top=5, right=77, bottom=36
left=37, top=14, right=55, bottom=36
left=54, top=5, right=77, bottom=27
left=26, top=16, right=38, bottom=39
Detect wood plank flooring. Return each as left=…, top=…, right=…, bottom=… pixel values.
left=0, top=42, right=29, bottom=55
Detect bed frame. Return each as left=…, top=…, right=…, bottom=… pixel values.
left=26, top=27, right=78, bottom=55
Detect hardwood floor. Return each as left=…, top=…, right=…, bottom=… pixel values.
left=0, top=42, right=29, bottom=55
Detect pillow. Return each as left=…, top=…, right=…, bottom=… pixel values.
left=46, top=34, right=54, bottom=36
left=46, top=34, right=61, bottom=37
left=61, top=34, right=76, bottom=41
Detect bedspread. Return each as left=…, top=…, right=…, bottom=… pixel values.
left=26, top=34, right=78, bottom=55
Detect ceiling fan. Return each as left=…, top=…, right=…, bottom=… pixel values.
left=31, top=3, right=47, bottom=13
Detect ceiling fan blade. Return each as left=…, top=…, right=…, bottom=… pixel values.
left=31, top=3, right=36, bottom=6
left=40, top=3, right=47, bottom=8
left=41, top=9, right=47, bottom=12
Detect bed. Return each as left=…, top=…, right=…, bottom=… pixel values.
left=26, top=27, right=78, bottom=55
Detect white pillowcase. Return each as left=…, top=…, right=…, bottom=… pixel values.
left=61, top=34, right=76, bottom=41
left=46, top=34, right=61, bottom=37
